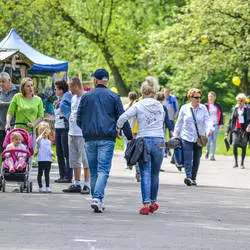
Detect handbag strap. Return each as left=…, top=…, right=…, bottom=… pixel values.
left=190, top=107, right=201, bottom=138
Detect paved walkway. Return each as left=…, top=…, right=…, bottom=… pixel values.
left=0, top=152, right=249, bottom=250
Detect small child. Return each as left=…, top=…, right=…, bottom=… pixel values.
left=36, top=121, right=54, bottom=193
left=5, top=132, right=27, bottom=172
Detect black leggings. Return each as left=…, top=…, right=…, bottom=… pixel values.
left=233, top=145, right=247, bottom=166
left=37, top=161, right=51, bottom=188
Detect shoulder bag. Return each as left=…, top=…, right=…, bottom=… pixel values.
left=190, top=107, right=208, bottom=148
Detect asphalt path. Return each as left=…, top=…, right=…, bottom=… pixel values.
left=0, top=153, right=250, bottom=250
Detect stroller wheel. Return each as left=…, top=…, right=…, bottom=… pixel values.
left=2, top=179, right=6, bottom=192
left=26, top=181, right=30, bottom=193
left=29, top=182, right=33, bottom=193
left=20, top=183, right=24, bottom=193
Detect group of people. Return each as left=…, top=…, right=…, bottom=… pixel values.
left=0, top=69, right=250, bottom=215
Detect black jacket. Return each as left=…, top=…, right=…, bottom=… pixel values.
left=125, top=138, right=148, bottom=166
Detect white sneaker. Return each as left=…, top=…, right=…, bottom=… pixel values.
left=91, top=198, right=104, bottom=213
left=46, top=187, right=52, bottom=193
left=39, top=187, right=45, bottom=193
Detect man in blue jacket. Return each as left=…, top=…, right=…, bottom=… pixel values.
left=77, top=68, right=132, bottom=213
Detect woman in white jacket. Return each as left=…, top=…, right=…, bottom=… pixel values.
left=117, top=76, right=165, bottom=215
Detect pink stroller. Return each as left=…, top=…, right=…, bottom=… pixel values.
left=0, top=127, right=34, bottom=193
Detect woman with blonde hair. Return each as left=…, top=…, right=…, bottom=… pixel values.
left=117, top=76, right=165, bottom=215
left=5, top=77, right=44, bottom=137
left=174, top=88, right=213, bottom=186
left=226, top=93, right=250, bottom=168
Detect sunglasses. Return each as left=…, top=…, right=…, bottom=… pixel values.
left=192, top=96, right=201, bottom=99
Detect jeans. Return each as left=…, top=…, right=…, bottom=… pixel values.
left=85, top=140, right=115, bottom=201
left=55, top=128, right=72, bottom=180
left=139, top=137, right=164, bottom=204
left=206, top=125, right=219, bottom=157
left=182, top=139, right=202, bottom=180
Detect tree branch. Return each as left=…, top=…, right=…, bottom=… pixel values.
left=213, top=8, right=250, bottom=24
left=104, top=0, right=114, bottom=36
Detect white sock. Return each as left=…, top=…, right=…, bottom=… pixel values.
left=75, top=180, right=81, bottom=186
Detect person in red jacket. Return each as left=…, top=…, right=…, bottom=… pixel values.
left=205, top=91, right=224, bottom=161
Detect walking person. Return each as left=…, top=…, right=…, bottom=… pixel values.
left=226, top=94, right=250, bottom=169
left=54, top=80, right=72, bottom=183
left=0, top=72, right=19, bottom=152
left=36, top=122, right=54, bottom=193
left=117, top=76, right=165, bottom=215
left=174, top=88, right=213, bottom=186
left=62, top=78, right=90, bottom=194
left=77, top=68, right=132, bottom=213
left=205, top=91, right=224, bottom=161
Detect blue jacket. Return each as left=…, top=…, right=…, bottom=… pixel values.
left=77, top=85, right=132, bottom=142
left=60, top=91, right=72, bottom=121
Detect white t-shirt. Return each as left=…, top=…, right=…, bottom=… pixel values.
left=36, top=138, right=53, bottom=162
left=69, top=95, right=82, bottom=136
left=54, top=106, right=65, bottom=129
left=208, top=104, right=218, bottom=125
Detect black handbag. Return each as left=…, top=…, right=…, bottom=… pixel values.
left=190, top=107, right=208, bottom=148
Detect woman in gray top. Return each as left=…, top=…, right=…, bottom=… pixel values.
left=117, top=76, right=165, bottom=215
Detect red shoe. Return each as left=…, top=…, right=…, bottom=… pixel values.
left=139, top=206, right=150, bottom=215
left=149, top=203, right=159, bottom=213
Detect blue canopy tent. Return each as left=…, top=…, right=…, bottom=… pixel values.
left=0, top=28, right=68, bottom=75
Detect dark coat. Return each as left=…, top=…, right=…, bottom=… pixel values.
left=125, top=138, right=148, bottom=166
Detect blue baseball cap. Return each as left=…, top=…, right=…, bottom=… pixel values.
left=91, top=68, right=109, bottom=81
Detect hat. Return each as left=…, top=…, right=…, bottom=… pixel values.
left=91, top=68, right=109, bottom=81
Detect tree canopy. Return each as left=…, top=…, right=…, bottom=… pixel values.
left=0, top=0, right=248, bottom=109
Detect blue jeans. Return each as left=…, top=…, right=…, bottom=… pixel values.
left=182, top=139, right=202, bottom=180
left=206, top=125, right=219, bottom=158
left=85, top=140, right=115, bottom=201
left=139, top=137, right=164, bottom=204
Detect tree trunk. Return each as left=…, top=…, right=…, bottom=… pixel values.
left=242, top=67, right=248, bottom=95
left=100, top=45, right=129, bottom=96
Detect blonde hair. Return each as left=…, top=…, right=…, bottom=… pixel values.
left=10, top=132, right=23, bottom=142
left=236, top=93, right=246, bottom=101
left=20, top=77, right=34, bottom=97
left=208, top=91, right=216, bottom=97
left=38, top=121, right=51, bottom=138
left=187, top=88, right=201, bottom=100
left=140, top=76, right=159, bottom=97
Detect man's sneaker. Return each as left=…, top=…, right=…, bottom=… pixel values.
left=91, top=199, right=104, bottom=213
left=210, top=156, right=216, bottom=161
left=233, top=164, right=238, bottom=168
left=81, top=185, right=90, bottom=195
left=241, top=165, right=245, bottom=169
left=59, top=178, right=72, bottom=183
left=184, top=177, right=193, bottom=186
left=192, top=180, right=197, bottom=186
left=54, top=178, right=63, bottom=183
left=205, top=152, right=209, bottom=159
left=62, top=184, right=81, bottom=193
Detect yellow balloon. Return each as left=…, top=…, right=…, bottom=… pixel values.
left=201, top=35, right=208, bottom=43
left=110, top=87, right=118, bottom=93
left=232, top=77, right=241, bottom=86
